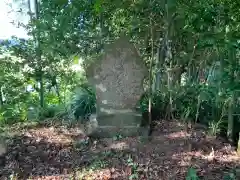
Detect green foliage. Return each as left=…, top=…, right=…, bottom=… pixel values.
left=39, top=106, right=57, bottom=119
left=3, top=0, right=240, bottom=144
left=139, top=80, right=239, bottom=142
left=208, top=119, right=225, bottom=136
left=70, top=83, right=96, bottom=121
left=186, top=167, right=199, bottom=180
left=126, top=155, right=139, bottom=180
left=45, top=93, right=60, bottom=106
left=0, top=104, right=28, bottom=125
left=174, top=83, right=203, bottom=120
left=223, top=172, right=237, bottom=180
left=186, top=167, right=237, bottom=180
left=113, top=134, right=123, bottom=141
left=139, top=90, right=168, bottom=116
left=38, top=104, right=66, bottom=120
left=0, top=2, right=240, bottom=180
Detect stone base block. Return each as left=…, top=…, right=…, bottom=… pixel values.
left=91, top=126, right=149, bottom=138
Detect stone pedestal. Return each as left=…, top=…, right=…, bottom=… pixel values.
left=93, top=109, right=147, bottom=137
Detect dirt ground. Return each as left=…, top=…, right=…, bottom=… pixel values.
left=0, top=120, right=240, bottom=180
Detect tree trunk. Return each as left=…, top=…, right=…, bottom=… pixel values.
left=39, top=74, right=44, bottom=108
left=154, top=45, right=161, bottom=91
left=148, top=16, right=154, bottom=137
left=173, top=67, right=182, bottom=85
left=55, top=82, right=62, bottom=104
left=0, top=86, right=3, bottom=107
left=166, top=63, right=173, bottom=120
left=188, top=64, right=198, bottom=83
left=154, top=35, right=166, bottom=91
left=28, top=0, right=44, bottom=108
left=227, top=46, right=236, bottom=142
left=34, top=0, right=44, bottom=108
left=227, top=100, right=233, bottom=141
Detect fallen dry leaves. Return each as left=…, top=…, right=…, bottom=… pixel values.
left=0, top=120, right=239, bottom=180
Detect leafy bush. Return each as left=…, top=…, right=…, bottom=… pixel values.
left=45, top=93, right=60, bottom=106
left=186, top=167, right=199, bottom=180
left=17, top=83, right=97, bottom=123
left=139, top=81, right=238, bottom=142
left=38, top=104, right=66, bottom=120
left=208, top=119, right=224, bottom=136
left=70, top=83, right=96, bottom=122
left=139, top=90, right=168, bottom=117
left=174, top=83, right=202, bottom=121
left=39, top=106, right=57, bottom=119
left=0, top=104, right=27, bottom=125
left=171, top=83, right=229, bottom=128
left=138, top=90, right=168, bottom=126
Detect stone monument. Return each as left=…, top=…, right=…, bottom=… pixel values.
left=86, top=36, right=147, bottom=137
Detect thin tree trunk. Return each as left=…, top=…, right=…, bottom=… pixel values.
left=166, top=42, right=173, bottom=119
left=154, top=44, right=160, bottom=91
left=0, top=86, right=3, bottom=107
left=39, top=73, right=44, bottom=108
left=155, top=37, right=165, bottom=91
left=55, top=82, right=62, bottom=104
left=28, top=0, right=44, bottom=108
left=148, top=15, right=154, bottom=137
left=34, top=0, right=44, bottom=108
left=227, top=46, right=236, bottom=142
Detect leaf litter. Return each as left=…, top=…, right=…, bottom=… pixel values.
left=0, top=120, right=240, bottom=180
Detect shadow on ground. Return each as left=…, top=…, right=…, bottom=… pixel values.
left=0, top=120, right=240, bottom=179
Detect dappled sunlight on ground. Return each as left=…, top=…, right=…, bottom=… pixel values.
left=164, top=131, right=190, bottom=139
left=0, top=120, right=240, bottom=179
left=25, top=127, right=74, bottom=144
left=29, top=167, right=128, bottom=180
left=109, top=142, right=129, bottom=151
left=172, top=148, right=240, bottom=163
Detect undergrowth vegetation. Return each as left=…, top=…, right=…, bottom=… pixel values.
left=186, top=167, right=237, bottom=180
left=140, top=82, right=240, bottom=140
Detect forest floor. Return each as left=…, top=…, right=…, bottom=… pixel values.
left=0, top=119, right=240, bottom=180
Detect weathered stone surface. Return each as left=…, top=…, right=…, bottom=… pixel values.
left=87, top=36, right=147, bottom=137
